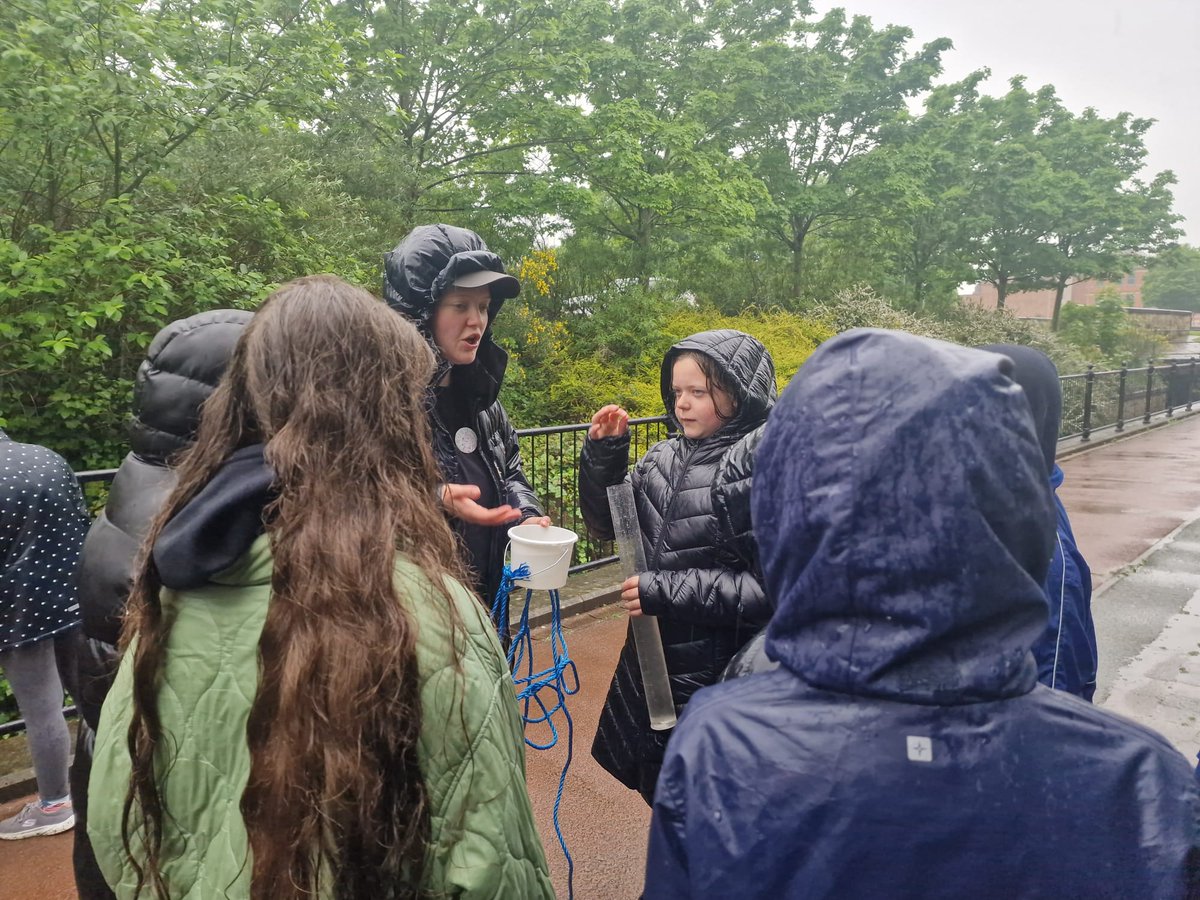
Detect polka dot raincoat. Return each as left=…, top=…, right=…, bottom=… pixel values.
left=0, top=428, right=89, bottom=651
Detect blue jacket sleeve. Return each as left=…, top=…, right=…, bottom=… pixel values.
left=643, top=756, right=692, bottom=898
left=1032, top=493, right=1097, bottom=700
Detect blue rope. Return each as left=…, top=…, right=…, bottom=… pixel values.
left=491, top=564, right=578, bottom=900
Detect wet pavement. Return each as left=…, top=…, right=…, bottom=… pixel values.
left=4, top=412, right=1199, bottom=898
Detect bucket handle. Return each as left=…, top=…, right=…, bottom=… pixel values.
left=504, top=540, right=574, bottom=582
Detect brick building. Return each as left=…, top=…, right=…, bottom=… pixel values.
left=962, top=269, right=1147, bottom=319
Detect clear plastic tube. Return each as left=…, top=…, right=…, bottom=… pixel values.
left=607, top=483, right=677, bottom=731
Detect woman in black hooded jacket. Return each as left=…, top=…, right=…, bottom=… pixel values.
left=383, top=225, right=548, bottom=621
left=579, top=329, right=775, bottom=803
left=70, top=309, right=250, bottom=900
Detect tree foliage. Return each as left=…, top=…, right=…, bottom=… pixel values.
left=0, top=0, right=1182, bottom=466
left=1143, top=246, right=1200, bottom=313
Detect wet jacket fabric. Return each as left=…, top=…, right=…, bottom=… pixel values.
left=1043, top=465, right=1097, bottom=698
left=0, top=428, right=88, bottom=651
left=88, top=468, right=553, bottom=899
left=70, top=310, right=250, bottom=900
left=384, top=225, right=542, bottom=608
left=645, top=329, right=1200, bottom=899
left=981, top=343, right=1098, bottom=700
left=579, top=330, right=775, bottom=800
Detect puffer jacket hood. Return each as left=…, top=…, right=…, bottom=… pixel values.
left=754, top=329, right=1054, bottom=704
left=660, top=330, right=776, bottom=435
left=980, top=343, right=1061, bottom=473
left=130, top=309, right=254, bottom=464
left=383, top=224, right=517, bottom=399
left=382, top=224, right=517, bottom=326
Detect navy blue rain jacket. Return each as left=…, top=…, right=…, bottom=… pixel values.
left=980, top=343, right=1098, bottom=700
left=645, top=329, right=1200, bottom=900
left=1043, top=464, right=1097, bottom=698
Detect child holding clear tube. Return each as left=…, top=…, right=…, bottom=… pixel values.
left=578, top=329, right=775, bottom=804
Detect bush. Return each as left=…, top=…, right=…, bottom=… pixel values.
left=0, top=197, right=360, bottom=468
left=812, top=285, right=1095, bottom=375
left=1059, top=289, right=1168, bottom=364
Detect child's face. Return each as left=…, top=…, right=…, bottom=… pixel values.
left=671, top=356, right=733, bottom=440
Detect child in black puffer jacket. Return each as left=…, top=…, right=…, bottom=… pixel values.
left=578, top=329, right=775, bottom=804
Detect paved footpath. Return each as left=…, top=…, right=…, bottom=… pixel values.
left=5, top=413, right=1199, bottom=899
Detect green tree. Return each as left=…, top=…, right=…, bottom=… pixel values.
left=0, top=0, right=341, bottom=242
left=1037, top=106, right=1179, bottom=329
left=549, top=0, right=782, bottom=281
left=876, top=75, right=985, bottom=313
left=308, top=0, right=576, bottom=250
left=1143, top=246, right=1200, bottom=312
left=739, top=9, right=949, bottom=298
left=954, top=78, right=1065, bottom=310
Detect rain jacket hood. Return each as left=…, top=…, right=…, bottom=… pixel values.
left=755, top=328, right=1054, bottom=704
left=660, top=329, right=776, bottom=435
left=980, top=343, right=1061, bottom=473
left=980, top=344, right=1098, bottom=699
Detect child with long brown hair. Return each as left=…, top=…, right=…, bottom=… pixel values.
left=86, top=275, right=553, bottom=899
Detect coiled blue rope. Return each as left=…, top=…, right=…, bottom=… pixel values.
left=492, top=563, right=579, bottom=900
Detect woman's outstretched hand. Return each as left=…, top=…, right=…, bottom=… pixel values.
left=589, top=404, right=630, bottom=440
left=440, top=483, right=523, bottom=526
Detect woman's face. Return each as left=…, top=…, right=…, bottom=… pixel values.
left=432, top=286, right=491, bottom=365
left=671, top=356, right=733, bottom=440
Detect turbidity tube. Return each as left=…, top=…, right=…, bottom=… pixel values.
left=607, top=482, right=677, bottom=731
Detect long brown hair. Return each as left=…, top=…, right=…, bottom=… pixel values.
left=120, top=275, right=467, bottom=899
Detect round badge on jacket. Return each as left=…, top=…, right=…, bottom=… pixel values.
left=455, top=427, right=479, bottom=454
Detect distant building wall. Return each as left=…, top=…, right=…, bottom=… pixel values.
left=962, top=269, right=1147, bottom=317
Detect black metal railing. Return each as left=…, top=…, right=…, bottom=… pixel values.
left=1059, top=358, right=1199, bottom=441
left=517, top=416, right=673, bottom=572
left=4, top=362, right=1200, bottom=738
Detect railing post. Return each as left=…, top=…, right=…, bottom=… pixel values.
left=1189, top=356, right=1197, bottom=412
left=1115, top=364, right=1128, bottom=432
left=1143, top=361, right=1156, bottom=425
left=1080, top=365, right=1095, bottom=441
left=1167, top=361, right=1178, bottom=417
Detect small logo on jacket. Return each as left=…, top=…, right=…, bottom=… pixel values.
left=906, top=736, right=933, bottom=762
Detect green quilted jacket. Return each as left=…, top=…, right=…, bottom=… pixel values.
left=89, top=535, right=554, bottom=899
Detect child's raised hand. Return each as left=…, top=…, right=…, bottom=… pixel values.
left=589, top=404, right=630, bottom=439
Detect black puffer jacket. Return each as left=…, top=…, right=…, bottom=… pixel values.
left=710, top=423, right=765, bottom=575
left=710, top=424, right=781, bottom=681
left=579, top=330, right=775, bottom=801
left=71, top=310, right=250, bottom=900
left=384, top=225, right=542, bottom=608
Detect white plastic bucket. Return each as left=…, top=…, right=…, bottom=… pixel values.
left=507, top=524, right=579, bottom=590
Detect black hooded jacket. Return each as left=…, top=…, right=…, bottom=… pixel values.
left=384, top=225, right=542, bottom=606
left=578, top=329, right=776, bottom=800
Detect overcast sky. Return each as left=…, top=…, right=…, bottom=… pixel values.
left=815, top=0, right=1200, bottom=243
